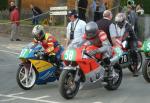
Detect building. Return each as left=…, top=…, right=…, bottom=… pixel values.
left=7, top=0, right=113, bottom=11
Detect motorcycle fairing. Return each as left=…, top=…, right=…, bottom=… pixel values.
left=29, top=59, right=53, bottom=72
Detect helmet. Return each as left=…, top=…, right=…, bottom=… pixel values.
left=67, top=10, right=78, bottom=18
left=85, top=22, right=99, bottom=40
left=127, top=0, right=135, bottom=6
left=32, top=25, right=45, bottom=41
left=115, top=13, right=126, bottom=28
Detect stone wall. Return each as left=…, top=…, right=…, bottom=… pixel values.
left=138, top=14, right=150, bottom=41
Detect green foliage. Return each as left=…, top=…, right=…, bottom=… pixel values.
left=142, top=0, right=150, bottom=14
left=120, top=0, right=150, bottom=14
left=0, top=1, right=8, bottom=10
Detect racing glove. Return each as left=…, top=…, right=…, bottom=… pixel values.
left=102, top=57, right=111, bottom=66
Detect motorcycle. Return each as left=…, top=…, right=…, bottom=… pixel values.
left=141, top=39, right=150, bottom=82
left=116, top=38, right=143, bottom=73
left=59, top=44, right=122, bottom=99
left=16, top=43, right=63, bottom=90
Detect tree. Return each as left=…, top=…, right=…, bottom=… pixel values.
left=0, top=1, right=8, bottom=10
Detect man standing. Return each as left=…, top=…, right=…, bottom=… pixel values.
left=9, top=1, right=16, bottom=13
left=127, top=5, right=138, bottom=34
left=97, top=10, right=117, bottom=46
left=92, top=0, right=106, bottom=22
left=78, top=0, right=88, bottom=21
left=30, top=4, right=42, bottom=25
left=10, top=4, right=21, bottom=41
left=66, top=10, right=86, bottom=48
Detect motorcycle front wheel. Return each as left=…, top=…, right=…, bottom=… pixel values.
left=142, top=60, right=150, bottom=83
left=128, top=52, right=143, bottom=73
left=16, top=63, right=36, bottom=90
left=59, top=69, right=80, bottom=99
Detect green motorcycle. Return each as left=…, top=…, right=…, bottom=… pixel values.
left=141, top=39, right=150, bottom=82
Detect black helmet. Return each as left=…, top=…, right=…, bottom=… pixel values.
left=68, top=10, right=78, bottom=17
left=85, top=22, right=99, bottom=40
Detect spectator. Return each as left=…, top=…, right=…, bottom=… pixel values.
left=97, top=10, right=117, bottom=46
left=30, top=4, right=42, bottom=25
left=10, top=4, right=21, bottom=41
left=78, top=0, right=88, bottom=21
left=92, top=0, right=106, bottom=22
left=9, top=1, right=16, bottom=13
left=136, top=4, right=144, bottom=15
left=127, top=5, right=138, bottom=34
left=66, top=10, right=86, bottom=48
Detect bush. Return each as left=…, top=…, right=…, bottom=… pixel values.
left=142, top=0, right=150, bottom=14
left=0, top=1, right=8, bottom=10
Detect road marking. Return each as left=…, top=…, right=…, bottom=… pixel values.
left=0, top=93, right=60, bottom=103
left=0, top=49, right=19, bottom=55
left=8, top=92, right=25, bottom=96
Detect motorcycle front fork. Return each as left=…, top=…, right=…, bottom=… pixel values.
left=28, top=63, right=33, bottom=77
left=74, top=68, right=80, bottom=82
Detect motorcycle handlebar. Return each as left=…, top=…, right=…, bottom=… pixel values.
left=83, top=50, right=99, bottom=62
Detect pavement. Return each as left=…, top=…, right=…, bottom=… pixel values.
left=0, top=34, right=29, bottom=50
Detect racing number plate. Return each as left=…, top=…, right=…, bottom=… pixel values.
left=119, top=54, right=128, bottom=64
left=64, top=49, right=76, bottom=61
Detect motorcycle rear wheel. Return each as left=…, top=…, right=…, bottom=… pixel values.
left=16, top=64, right=36, bottom=90
left=105, top=64, right=122, bottom=90
left=142, top=60, right=150, bottom=83
left=128, top=52, right=142, bottom=73
left=59, top=69, right=80, bottom=99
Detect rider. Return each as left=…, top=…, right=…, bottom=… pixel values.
left=32, top=25, right=64, bottom=66
left=82, top=21, right=123, bottom=78
left=115, top=13, right=139, bottom=76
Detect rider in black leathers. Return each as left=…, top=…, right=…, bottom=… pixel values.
left=115, top=13, right=139, bottom=77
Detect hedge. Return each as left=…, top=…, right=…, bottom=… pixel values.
left=0, top=1, right=8, bottom=10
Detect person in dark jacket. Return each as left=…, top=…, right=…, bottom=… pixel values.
left=127, top=5, right=138, bottom=34
left=115, top=13, right=139, bottom=76
left=97, top=10, right=117, bottom=46
left=30, top=4, right=43, bottom=25
left=78, top=0, right=88, bottom=21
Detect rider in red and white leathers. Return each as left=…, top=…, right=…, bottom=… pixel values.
left=81, top=22, right=123, bottom=78
left=82, top=21, right=123, bottom=65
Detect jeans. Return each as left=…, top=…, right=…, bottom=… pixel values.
left=11, top=23, right=19, bottom=40
left=32, top=16, right=39, bottom=25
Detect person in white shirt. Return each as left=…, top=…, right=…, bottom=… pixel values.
left=66, top=10, right=86, bottom=48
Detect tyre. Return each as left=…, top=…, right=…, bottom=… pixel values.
left=59, top=69, right=80, bottom=99
left=105, top=64, right=122, bottom=90
left=142, top=60, right=150, bottom=83
left=128, top=52, right=143, bottom=73
left=16, top=63, right=36, bottom=90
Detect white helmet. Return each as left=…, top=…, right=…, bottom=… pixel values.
left=115, top=13, right=126, bottom=23
left=32, top=25, right=45, bottom=41
left=115, top=13, right=126, bottom=28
